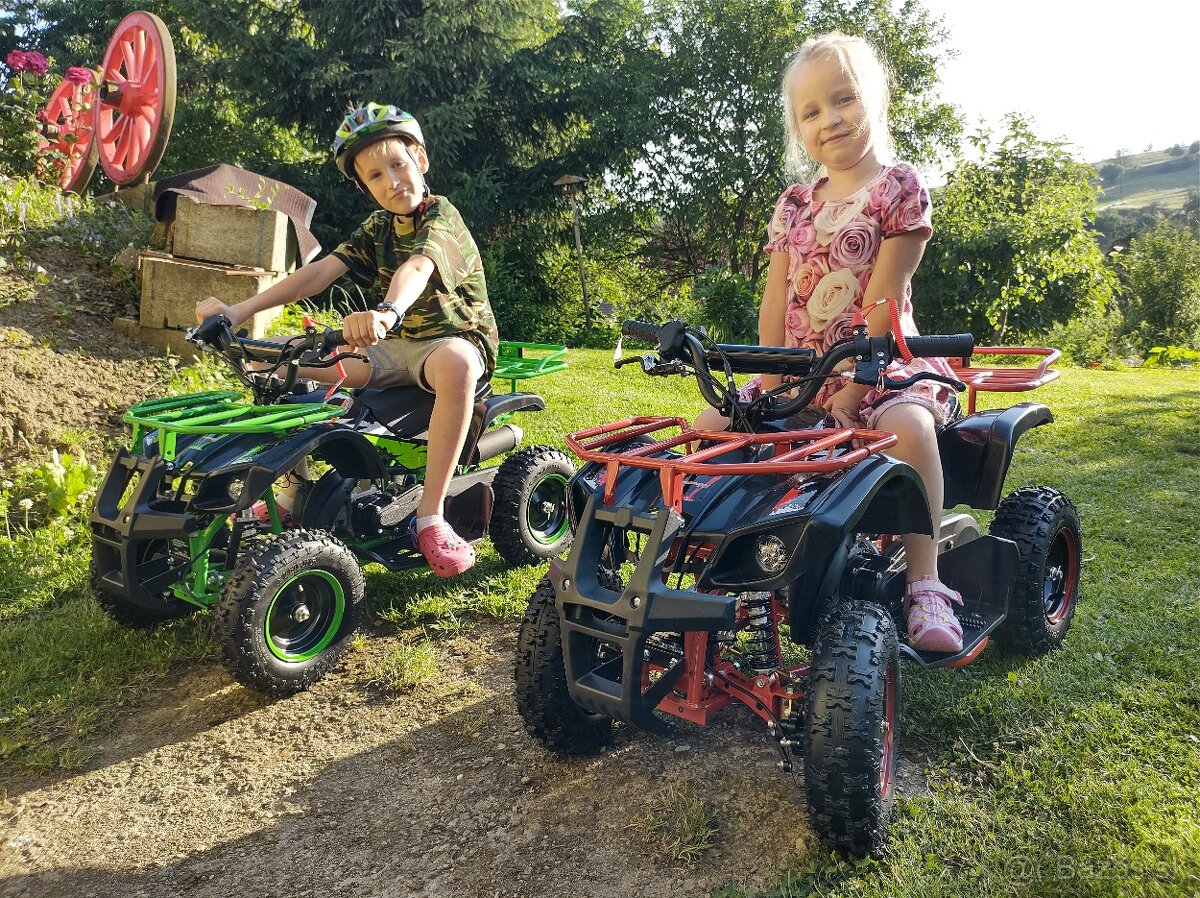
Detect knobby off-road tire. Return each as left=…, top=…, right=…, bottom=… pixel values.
left=803, top=602, right=900, bottom=857
left=90, top=541, right=199, bottom=628
left=215, top=529, right=365, bottom=695
left=491, top=446, right=575, bottom=566
left=514, top=576, right=615, bottom=755
left=990, top=486, right=1082, bottom=655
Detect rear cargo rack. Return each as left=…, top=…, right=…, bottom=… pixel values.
left=125, top=390, right=345, bottom=461
left=949, top=346, right=1060, bottom=413
left=566, top=416, right=897, bottom=510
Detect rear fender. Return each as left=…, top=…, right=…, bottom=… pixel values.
left=940, top=402, right=1053, bottom=510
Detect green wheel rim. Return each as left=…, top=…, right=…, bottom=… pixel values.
left=264, top=570, right=346, bottom=662
left=528, top=473, right=570, bottom=546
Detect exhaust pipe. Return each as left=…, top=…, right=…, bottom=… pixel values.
left=473, top=423, right=523, bottom=463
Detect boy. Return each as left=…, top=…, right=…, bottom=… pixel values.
left=196, top=103, right=498, bottom=576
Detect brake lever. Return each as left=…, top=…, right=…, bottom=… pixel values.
left=875, top=371, right=967, bottom=392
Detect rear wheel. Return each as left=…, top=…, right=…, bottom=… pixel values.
left=491, top=446, right=574, bottom=566
left=215, top=529, right=365, bottom=695
left=991, top=486, right=1082, bottom=655
left=514, top=576, right=615, bottom=755
left=803, top=602, right=899, bottom=856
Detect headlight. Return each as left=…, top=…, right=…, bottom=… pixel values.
left=754, top=534, right=789, bottom=574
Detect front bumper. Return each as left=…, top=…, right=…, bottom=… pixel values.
left=90, top=447, right=198, bottom=609
left=551, top=493, right=736, bottom=732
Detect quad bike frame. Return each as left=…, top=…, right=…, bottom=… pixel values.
left=515, top=314, right=1083, bottom=856
left=92, top=318, right=574, bottom=693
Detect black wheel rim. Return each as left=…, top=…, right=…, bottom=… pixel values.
left=265, top=571, right=346, bottom=662
left=528, top=474, right=569, bottom=545
left=1044, top=525, right=1080, bottom=625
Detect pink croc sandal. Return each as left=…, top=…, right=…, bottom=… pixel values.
left=414, top=520, right=476, bottom=578
left=905, top=578, right=964, bottom=653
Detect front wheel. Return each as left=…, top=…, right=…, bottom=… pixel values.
left=990, top=486, right=1082, bottom=655
left=214, top=529, right=365, bottom=695
left=514, top=576, right=615, bottom=755
left=804, top=602, right=900, bottom=857
left=491, top=446, right=575, bottom=566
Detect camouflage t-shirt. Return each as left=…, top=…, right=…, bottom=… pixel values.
left=331, top=196, right=498, bottom=374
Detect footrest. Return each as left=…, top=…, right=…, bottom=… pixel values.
left=900, top=534, right=1020, bottom=669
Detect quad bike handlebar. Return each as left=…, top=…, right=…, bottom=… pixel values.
left=187, top=314, right=362, bottom=404
left=620, top=318, right=974, bottom=425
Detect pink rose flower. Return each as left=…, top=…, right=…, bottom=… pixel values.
left=64, top=66, right=94, bottom=86
left=769, top=196, right=799, bottom=244
left=787, top=219, right=819, bottom=255
left=21, top=50, right=47, bottom=76
left=806, top=268, right=860, bottom=332
left=791, top=257, right=829, bottom=301
left=813, top=195, right=867, bottom=246
left=784, top=301, right=812, bottom=342
left=822, top=310, right=858, bottom=350
left=893, top=192, right=928, bottom=234
left=829, top=215, right=880, bottom=270
left=6, top=49, right=28, bottom=72
left=867, top=172, right=902, bottom=214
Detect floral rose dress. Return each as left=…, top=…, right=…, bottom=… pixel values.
left=755, top=162, right=957, bottom=427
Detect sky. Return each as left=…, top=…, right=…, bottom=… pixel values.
left=916, top=0, right=1200, bottom=164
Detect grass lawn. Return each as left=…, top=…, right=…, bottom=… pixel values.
left=1, top=347, right=1198, bottom=896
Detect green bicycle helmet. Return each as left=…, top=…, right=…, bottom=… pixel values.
left=333, top=102, right=426, bottom=180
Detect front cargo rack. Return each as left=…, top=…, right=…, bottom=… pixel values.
left=124, top=390, right=345, bottom=461
left=565, top=416, right=898, bottom=510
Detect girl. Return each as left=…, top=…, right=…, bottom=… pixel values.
left=700, top=33, right=964, bottom=651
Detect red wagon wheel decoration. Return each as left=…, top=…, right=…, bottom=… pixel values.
left=96, top=11, right=177, bottom=186
left=36, top=74, right=99, bottom=194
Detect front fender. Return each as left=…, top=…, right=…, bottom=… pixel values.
left=179, top=423, right=387, bottom=515
left=704, top=454, right=930, bottom=593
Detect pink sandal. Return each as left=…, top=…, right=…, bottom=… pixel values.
left=905, top=578, right=964, bottom=652
left=414, top=520, right=476, bottom=577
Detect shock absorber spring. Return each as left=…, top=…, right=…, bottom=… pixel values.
left=739, top=591, right=780, bottom=672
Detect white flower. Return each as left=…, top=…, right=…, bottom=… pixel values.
left=806, top=269, right=861, bottom=332
left=813, top=196, right=867, bottom=246
left=18, top=498, right=33, bottom=511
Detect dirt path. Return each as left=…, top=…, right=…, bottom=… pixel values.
left=0, top=623, right=904, bottom=898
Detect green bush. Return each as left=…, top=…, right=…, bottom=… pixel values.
left=1033, top=308, right=1131, bottom=366
left=693, top=268, right=757, bottom=343
left=1115, top=220, right=1200, bottom=351
left=1143, top=345, right=1200, bottom=367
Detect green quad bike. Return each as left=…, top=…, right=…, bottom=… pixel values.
left=91, top=314, right=574, bottom=694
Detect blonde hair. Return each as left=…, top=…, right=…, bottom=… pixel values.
left=781, top=33, right=893, bottom=177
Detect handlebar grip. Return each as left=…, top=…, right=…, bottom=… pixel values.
left=621, top=320, right=661, bottom=344
left=901, top=334, right=975, bottom=360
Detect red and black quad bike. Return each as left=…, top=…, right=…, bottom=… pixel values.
left=513, top=313, right=1081, bottom=856
left=91, top=315, right=574, bottom=695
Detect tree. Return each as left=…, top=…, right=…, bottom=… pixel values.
left=913, top=115, right=1116, bottom=341
left=1115, top=220, right=1200, bottom=350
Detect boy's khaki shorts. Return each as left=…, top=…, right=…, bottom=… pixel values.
left=363, top=335, right=483, bottom=392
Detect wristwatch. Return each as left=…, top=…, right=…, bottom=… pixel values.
left=375, top=301, right=403, bottom=331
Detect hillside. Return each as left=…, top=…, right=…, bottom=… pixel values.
left=1093, top=143, right=1199, bottom=210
